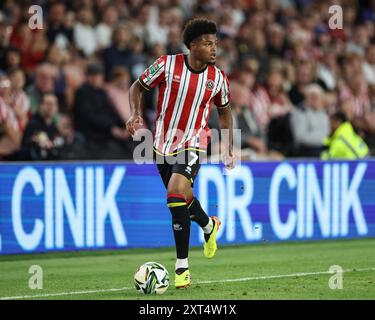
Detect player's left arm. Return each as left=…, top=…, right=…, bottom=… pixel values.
left=217, top=105, right=236, bottom=169
left=214, top=71, right=236, bottom=169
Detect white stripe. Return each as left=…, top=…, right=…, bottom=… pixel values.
left=220, top=74, right=229, bottom=106
left=154, top=55, right=175, bottom=149
left=192, top=101, right=211, bottom=148
left=213, top=66, right=223, bottom=98
left=176, top=71, right=205, bottom=150
left=188, top=68, right=222, bottom=149
left=180, top=69, right=208, bottom=149
left=162, top=62, right=191, bottom=154
left=1, top=267, right=373, bottom=300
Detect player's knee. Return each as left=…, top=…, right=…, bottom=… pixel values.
left=166, top=185, right=189, bottom=210
left=167, top=181, right=189, bottom=199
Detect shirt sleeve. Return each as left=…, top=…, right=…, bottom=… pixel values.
left=214, top=70, right=230, bottom=108
left=138, top=55, right=167, bottom=90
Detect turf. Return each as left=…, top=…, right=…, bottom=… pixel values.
left=0, top=238, right=374, bottom=300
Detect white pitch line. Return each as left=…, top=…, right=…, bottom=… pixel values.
left=0, top=286, right=133, bottom=300
left=196, top=267, right=375, bottom=284
left=1, top=267, right=374, bottom=300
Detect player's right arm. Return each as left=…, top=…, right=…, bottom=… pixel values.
left=126, top=81, right=144, bottom=137
left=126, top=56, right=167, bottom=136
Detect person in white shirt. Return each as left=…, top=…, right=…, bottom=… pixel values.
left=73, top=7, right=97, bottom=57
left=363, top=43, right=375, bottom=85
left=95, top=5, right=119, bottom=50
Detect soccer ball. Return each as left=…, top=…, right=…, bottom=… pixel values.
left=134, top=262, right=169, bottom=294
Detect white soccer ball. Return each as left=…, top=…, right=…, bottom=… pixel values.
left=134, top=262, right=170, bottom=295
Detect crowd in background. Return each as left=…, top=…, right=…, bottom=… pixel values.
left=0, top=0, right=374, bottom=161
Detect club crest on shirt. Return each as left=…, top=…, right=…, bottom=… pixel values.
left=206, top=79, right=214, bottom=91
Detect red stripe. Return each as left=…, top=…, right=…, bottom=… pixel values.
left=169, top=72, right=199, bottom=151
left=153, top=80, right=167, bottom=141
left=193, top=67, right=217, bottom=149
left=187, top=196, right=193, bottom=205
left=167, top=193, right=186, bottom=201
left=192, top=65, right=216, bottom=137
left=158, top=54, right=184, bottom=151
left=152, top=56, right=168, bottom=143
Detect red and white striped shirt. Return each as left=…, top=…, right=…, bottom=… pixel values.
left=139, top=54, right=230, bottom=155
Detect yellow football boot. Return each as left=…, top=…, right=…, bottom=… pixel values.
left=204, top=216, right=221, bottom=259
left=175, top=269, right=191, bottom=289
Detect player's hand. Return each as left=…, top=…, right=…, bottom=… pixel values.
left=126, top=114, right=144, bottom=137
left=222, top=152, right=236, bottom=170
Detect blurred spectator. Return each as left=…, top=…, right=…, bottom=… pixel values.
left=316, top=47, right=339, bottom=91
left=57, top=113, right=86, bottom=160
left=321, top=112, right=369, bottom=160
left=290, top=84, right=329, bottom=157
left=231, top=80, right=283, bottom=159
left=0, top=14, right=12, bottom=56
left=102, top=24, right=135, bottom=80
left=73, top=63, right=131, bottom=159
left=266, top=23, right=288, bottom=58
left=132, top=4, right=151, bottom=42
left=95, top=5, right=119, bottom=50
left=105, top=66, right=132, bottom=125
left=339, top=56, right=370, bottom=119
left=231, top=81, right=267, bottom=154
left=45, top=44, right=70, bottom=110
left=288, top=60, right=316, bottom=106
left=146, top=7, right=173, bottom=46
left=346, top=24, right=370, bottom=55
left=26, top=63, right=57, bottom=114
left=1, top=47, right=22, bottom=73
left=217, top=33, right=238, bottom=75
left=73, top=6, right=97, bottom=57
left=52, top=48, right=85, bottom=110
left=166, top=25, right=185, bottom=55
left=363, top=43, right=375, bottom=85
left=46, top=1, right=74, bottom=50
left=0, top=75, right=21, bottom=159
left=21, top=93, right=63, bottom=160
left=8, top=68, right=30, bottom=131
left=252, top=69, right=293, bottom=131
left=10, top=21, right=48, bottom=74
left=248, top=29, right=269, bottom=78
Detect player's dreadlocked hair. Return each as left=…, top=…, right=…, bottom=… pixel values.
left=183, top=18, right=217, bottom=49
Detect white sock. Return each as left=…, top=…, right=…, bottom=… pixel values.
left=203, top=218, right=214, bottom=234
left=176, top=258, right=188, bottom=270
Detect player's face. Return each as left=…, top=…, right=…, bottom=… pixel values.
left=192, top=34, right=218, bottom=65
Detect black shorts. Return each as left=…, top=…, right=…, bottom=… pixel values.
left=155, top=149, right=204, bottom=188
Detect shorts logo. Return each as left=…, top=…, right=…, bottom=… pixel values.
left=185, top=166, right=192, bottom=175
left=206, top=79, right=214, bottom=91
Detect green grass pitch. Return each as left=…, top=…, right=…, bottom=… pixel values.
left=0, top=238, right=374, bottom=300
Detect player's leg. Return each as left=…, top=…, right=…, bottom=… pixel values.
left=186, top=190, right=212, bottom=235
left=181, top=149, right=221, bottom=258
left=186, top=188, right=221, bottom=258
left=166, top=172, right=192, bottom=288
